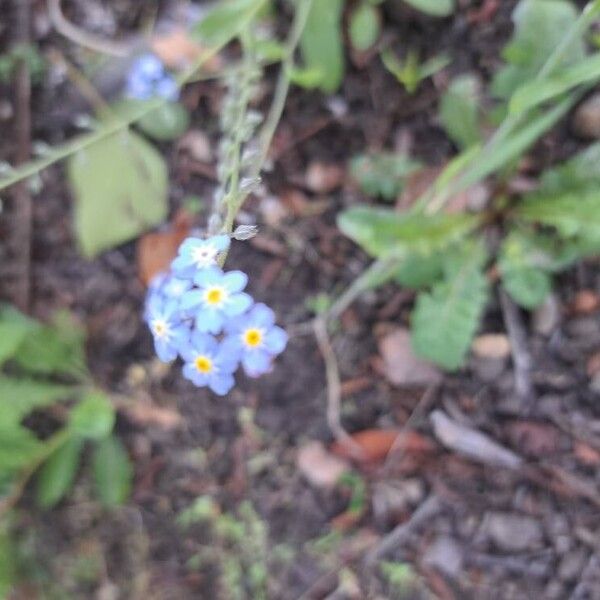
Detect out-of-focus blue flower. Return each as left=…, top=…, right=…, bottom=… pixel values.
left=171, top=235, right=231, bottom=278
left=223, top=303, right=288, bottom=377
left=180, top=332, right=238, bottom=395
left=180, top=267, right=253, bottom=334
left=125, top=53, right=179, bottom=101
left=146, top=297, right=189, bottom=362
left=144, top=272, right=193, bottom=321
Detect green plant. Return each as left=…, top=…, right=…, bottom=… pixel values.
left=381, top=48, right=450, bottom=94
left=0, top=305, right=132, bottom=511
left=336, top=0, right=600, bottom=371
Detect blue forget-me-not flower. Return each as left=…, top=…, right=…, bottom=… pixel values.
left=125, top=53, right=179, bottom=102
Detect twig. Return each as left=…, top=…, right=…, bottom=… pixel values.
left=498, top=288, right=533, bottom=401
left=313, top=318, right=363, bottom=459
left=47, top=0, right=131, bottom=57
left=11, top=0, right=32, bottom=312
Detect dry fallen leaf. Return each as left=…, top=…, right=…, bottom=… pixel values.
left=505, top=420, right=561, bottom=458
left=136, top=210, right=192, bottom=285
left=151, top=28, right=221, bottom=71
left=378, top=327, right=442, bottom=386
left=296, top=441, right=350, bottom=488
left=331, top=429, right=434, bottom=464
left=573, top=441, right=600, bottom=466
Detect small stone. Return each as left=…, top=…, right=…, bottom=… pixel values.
left=259, top=196, right=289, bottom=227
left=571, top=290, right=600, bottom=315
left=544, top=581, right=565, bottom=600
left=482, top=512, right=544, bottom=552
left=566, top=317, right=600, bottom=339
left=558, top=549, right=588, bottom=582
left=305, top=162, right=345, bottom=193
left=573, top=93, right=600, bottom=139
left=372, top=479, right=425, bottom=525
left=423, top=536, right=464, bottom=578
left=296, top=441, right=350, bottom=488
left=472, top=334, right=511, bottom=359
left=533, top=294, right=560, bottom=336
left=178, top=129, right=212, bottom=162
left=469, top=355, right=506, bottom=382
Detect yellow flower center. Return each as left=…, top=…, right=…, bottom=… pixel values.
left=243, top=328, right=263, bottom=348
left=194, top=355, right=213, bottom=373
left=205, top=286, right=225, bottom=306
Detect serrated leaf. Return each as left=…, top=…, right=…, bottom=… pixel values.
left=13, top=311, right=86, bottom=379
left=68, top=131, right=168, bottom=257
left=402, top=0, right=454, bottom=17
left=349, top=4, right=380, bottom=51
left=491, top=0, right=584, bottom=100
left=300, top=0, right=344, bottom=93
left=35, top=437, right=83, bottom=509
left=411, top=241, right=489, bottom=370
left=0, top=426, right=43, bottom=474
left=93, top=435, right=132, bottom=507
left=0, top=304, right=37, bottom=366
left=510, top=53, right=600, bottom=114
left=439, top=75, right=482, bottom=149
left=69, top=392, right=115, bottom=441
left=192, top=0, right=266, bottom=46
left=0, top=377, right=73, bottom=427
left=350, top=153, right=422, bottom=200
left=337, top=206, right=480, bottom=258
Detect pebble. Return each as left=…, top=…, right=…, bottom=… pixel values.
left=372, top=479, right=425, bottom=525
left=423, top=536, right=464, bottom=578
left=469, top=355, right=506, bottom=382
left=481, top=512, right=544, bottom=552
left=572, top=93, right=600, bottom=139
left=566, top=317, right=600, bottom=339
left=558, top=548, right=588, bottom=581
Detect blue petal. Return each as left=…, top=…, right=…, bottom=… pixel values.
left=190, top=331, right=218, bottom=354
left=250, top=303, right=275, bottom=328
left=195, top=309, right=224, bottom=334
left=215, top=343, right=241, bottom=372
left=194, top=266, right=224, bottom=288
left=209, top=373, right=235, bottom=395
left=182, top=363, right=209, bottom=387
left=223, top=293, right=253, bottom=316
left=211, top=235, right=231, bottom=252
left=264, top=326, right=288, bottom=354
left=222, top=271, right=247, bottom=293
left=223, top=313, right=246, bottom=335
left=179, top=341, right=197, bottom=362
left=180, top=290, right=204, bottom=310
left=171, top=255, right=196, bottom=277
left=156, top=78, right=179, bottom=101
left=155, top=338, right=177, bottom=362
left=221, top=334, right=244, bottom=357
left=178, top=237, right=203, bottom=255
left=242, top=350, right=272, bottom=378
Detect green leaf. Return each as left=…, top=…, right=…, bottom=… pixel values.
left=491, top=0, right=584, bottom=100
left=411, top=241, right=489, bottom=370
left=0, top=377, right=72, bottom=427
left=0, top=521, right=14, bottom=599
left=0, top=426, right=43, bottom=474
left=537, top=142, right=600, bottom=194
left=193, top=0, right=267, bottom=46
left=350, top=153, right=422, bottom=200
left=402, top=0, right=455, bottom=17
left=68, top=131, right=168, bottom=257
left=69, top=392, right=115, bottom=441
left=13, top=311, right=86, bottom=378
left=286, top=65, right=324, bottom=89
left=439, top=75, right=482, bottom=149
left=35, top=437, right=83, bottom=509
left=300, top=0, right=344, bottom=93
left=136, top=102, right=190, bottom=141
left=395, top=253, right=445, bottom=288
left=337, top=206, right=480, bottom=258
left=92, top=435, right=132, bottom=507
left=349, top=4, right=380, bottom=51
left=510, top=53, right=600, bottom=114
left=0, top=304, right=37, bottom=366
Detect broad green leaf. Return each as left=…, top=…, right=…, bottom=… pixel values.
left=0, top=377, right=72, bottom=426
left=0, top=426, right=43, bottom=473
left=439, top=75, right=482, bottom=149
left=286, top=65, right=324, bottom=89
left=68, top=131, right=168, bottom=257
left=300, top=0, right=344, bottom=93
left=193, top=0, right=266, bottom=46
left=337, top=206, right=480, bottom=258
left=510, top=53, right=600, bottom=114
left=537, top=142, right=600, bottom=194
left=93, top=435, right=132, bottom=507
left=0, top=521, right=14, bottom=599
left=349, top=4, right=380, bottom=51
left=402, top=0, right=454, bottom=17
left=395, top=253, right=445, bottom=289
left=69, top=392, right=115, bottom=440
left=0, top=304, right=37, bottom=366
left=136, top=103, right=190, bottom=141
left=13, top=311, right=86, bottom=378
left=411, top=240, right=489, bottom=370
left=491, top=0, right=584, bottom=100
left=35, top=437, right=83, bottom=509
left=350, top=153, right=422, bottom=200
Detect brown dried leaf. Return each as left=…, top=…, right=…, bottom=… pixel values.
left=136, top=210, right=192, bottom=285
left=296, top=441, right=350, bottom=488
left=573, top=441, right=600, bottom=466
left=151, top=28, right=221, bottom=71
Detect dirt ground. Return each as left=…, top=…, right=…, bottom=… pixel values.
left=3, top=0, right=600, bottom=599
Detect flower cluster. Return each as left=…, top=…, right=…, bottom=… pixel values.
left=144, top=235, right=288, bottom=395
left=125, top=53, right=179, bottom=102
